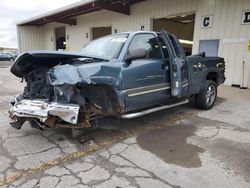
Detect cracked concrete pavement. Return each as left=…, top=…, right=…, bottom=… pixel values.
left=0, top=63, right=250, bottom=187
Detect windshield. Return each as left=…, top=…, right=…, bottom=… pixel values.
left=81, top=34, right=128, bottom=59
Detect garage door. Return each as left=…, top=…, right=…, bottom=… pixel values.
left=153, top=14, right=195, bottom=56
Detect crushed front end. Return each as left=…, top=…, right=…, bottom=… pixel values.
left=8, top=67, right=84, bottom=130
left=8, top=51, right=121, bottom=130
left=9, top=96, right=80, bottom=129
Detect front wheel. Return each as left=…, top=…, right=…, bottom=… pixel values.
left=195, top=80, right=217, bottom=110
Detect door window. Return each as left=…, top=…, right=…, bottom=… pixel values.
left=158, top=36, right=170, bottom=59
left=128, top=34, right=163, bottom=59
left=169, top=35, right=183, bottom=58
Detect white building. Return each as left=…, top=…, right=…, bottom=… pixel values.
left=17, top=0, right=250, bottom=88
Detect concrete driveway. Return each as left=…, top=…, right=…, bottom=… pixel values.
left=0, top=64, right=250, bottom=188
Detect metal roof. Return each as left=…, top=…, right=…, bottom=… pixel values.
left=17, top=0, right=145, bottom=26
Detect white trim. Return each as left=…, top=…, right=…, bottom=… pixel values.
left=182, top=83, right=189, bottom=88
left=128, top=86, right=170, bottom=97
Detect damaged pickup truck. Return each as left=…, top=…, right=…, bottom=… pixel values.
left=9, top=30, right=225, bottom=130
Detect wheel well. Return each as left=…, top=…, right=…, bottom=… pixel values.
left=206, top=72, right=218, bottom=84
left=80, top=84, right=121, bottom=115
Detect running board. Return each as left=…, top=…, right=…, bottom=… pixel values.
left=121, top=99, right=189, bottom=119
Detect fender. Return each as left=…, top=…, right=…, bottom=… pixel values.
left=48, top=63, right=122, bottom=89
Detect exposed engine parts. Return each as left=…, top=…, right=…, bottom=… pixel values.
left=23, top=69, right=55, bottom=100
left=10, top=74, right=121, bottom=130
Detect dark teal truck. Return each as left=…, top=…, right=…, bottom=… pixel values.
left=9, top=30, right=225, bottom=130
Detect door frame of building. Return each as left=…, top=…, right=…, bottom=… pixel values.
left=54, top=27, right=66, bottom=51
left=150, top=12, right=196, bottom=56
left=150, top=11, right=196, bottom=31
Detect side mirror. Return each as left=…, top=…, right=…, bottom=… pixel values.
left=125, top=48, right=146, bottom=62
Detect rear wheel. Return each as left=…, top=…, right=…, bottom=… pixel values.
left=195, top=80, right=217, bottom=110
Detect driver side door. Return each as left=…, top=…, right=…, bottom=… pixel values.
left=161, top=30, right=189, bottom=98
left=122, top=33, right=171, bottom=111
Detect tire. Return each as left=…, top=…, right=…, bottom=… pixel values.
left=195, top=80, right=217, bottom=110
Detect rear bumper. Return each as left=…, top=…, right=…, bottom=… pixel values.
left=9, top=95, right=80, bottom=124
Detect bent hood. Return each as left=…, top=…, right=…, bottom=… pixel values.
left=10, top=51, right=108, bottom=78
left=48, top=62, right=122, bottom=88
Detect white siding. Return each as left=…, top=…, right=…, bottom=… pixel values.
left=17, top=0, right=250, bottom=87
left=192, top=0, right=250, bottom=87
left=66, top=0, right=198, bottom=50
left=17, top=26, right=45, bottom=53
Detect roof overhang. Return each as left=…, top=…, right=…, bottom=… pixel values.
left=17, top=0, right=146, bottom=26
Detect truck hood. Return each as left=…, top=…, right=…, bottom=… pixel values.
left=10, top=51, right=108, bottom=78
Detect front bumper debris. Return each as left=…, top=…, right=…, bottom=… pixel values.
left=9, top=95, right=80, bottom=125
